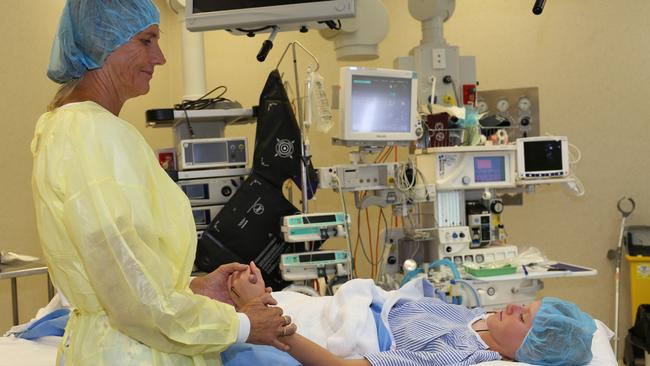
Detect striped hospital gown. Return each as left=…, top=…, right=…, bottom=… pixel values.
left=364, top=298, right=501, bottom=366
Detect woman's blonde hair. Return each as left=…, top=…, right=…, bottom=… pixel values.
left=47, top=78, right=80, bottom=111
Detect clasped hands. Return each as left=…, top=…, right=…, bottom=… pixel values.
left=190, top=261, right=297, bottom=351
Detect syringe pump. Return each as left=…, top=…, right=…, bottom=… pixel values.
left=280, top=250, right=350, bottom=281
left=281, top=212, right=350, bottom=243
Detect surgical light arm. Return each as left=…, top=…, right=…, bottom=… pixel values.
left=533, top=0, right=547, bottom=15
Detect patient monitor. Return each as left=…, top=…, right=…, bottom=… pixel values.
left=185, top=0, right=355, bottom=31
left=337, top=67, right=422, bottom=145
left=517, top=136, right=569, bottom=179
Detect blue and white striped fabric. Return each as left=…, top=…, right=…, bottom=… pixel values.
left=365, top=298, right=501, bottom=366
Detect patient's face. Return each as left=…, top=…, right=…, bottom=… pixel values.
left=486, top=300, right=541, bottom=359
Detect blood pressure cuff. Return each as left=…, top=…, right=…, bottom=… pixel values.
left=253, top=69, right=318, bottom=198
left=195, top=173, right=300, bottom=290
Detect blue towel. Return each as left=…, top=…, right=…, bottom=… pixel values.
left=221, top=343, right=301, bottom=366
left=15, top=308, right=70, bottom=340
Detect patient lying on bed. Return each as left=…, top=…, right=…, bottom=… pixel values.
left=229, top=265, right=597, bottom=366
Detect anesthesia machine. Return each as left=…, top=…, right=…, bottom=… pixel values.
left=146, top=0, right=593, bottom=306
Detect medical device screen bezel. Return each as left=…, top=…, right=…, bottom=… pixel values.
left=516, top=136, right=570, bottom=179
left=185, top=0, right=355, bottom=31
left=338, top=66, right=419, bottom=143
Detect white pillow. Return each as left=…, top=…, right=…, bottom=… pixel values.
left=477, top=319, right=616, bottom=365
left=589, top=320, right=617, bottom=365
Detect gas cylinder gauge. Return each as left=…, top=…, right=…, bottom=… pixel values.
left=517, top=96, right=532, bottom=112
left=490, top=200, right=504, bottom=214
left=496, top=98, right=510, bottom=113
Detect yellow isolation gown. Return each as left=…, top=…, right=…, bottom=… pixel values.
left=31, top=101, right=238, bottom=365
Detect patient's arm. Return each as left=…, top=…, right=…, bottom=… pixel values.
left=230, top=268, right=370, bottom=365
left=283, top=333, right=371, bottom=366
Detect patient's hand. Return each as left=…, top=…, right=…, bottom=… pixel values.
left=229, top=262, right=267, bottom=309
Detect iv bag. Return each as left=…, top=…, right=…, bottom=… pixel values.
left=309, top=71, right=333, bottom=133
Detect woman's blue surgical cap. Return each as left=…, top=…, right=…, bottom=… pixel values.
left=515, top=297, right=597, bottom=366
left=47, top=0, right=160, bottom=84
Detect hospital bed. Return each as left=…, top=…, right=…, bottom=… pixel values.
left=0, top=322, right=618, bottom=366
left=1, top=289, right=617, bottom=366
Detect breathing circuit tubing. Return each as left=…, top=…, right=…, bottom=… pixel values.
left=400, top=259, right=461, bottom=287
left=400, top=259, right=481, bottom=307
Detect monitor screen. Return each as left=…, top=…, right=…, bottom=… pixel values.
left=193, top=209, right=209, bottom=225
left=182, top=184, right=209, bottom=200
left=193, top=0, right=330, bottom=13
left=299, top=252, right=336, bottom=262
left=186, top=0, right=355, bottom=31
left=303, top=215, right=338, bottom=224
left=474, top=156, right=506, bottom=183
left=350, top=75, right=413, bottom=133
left=338, top=67, right=418, bottom=143
left=193, top=143, right=228, bottom=164
left=523, top=140, right=563, bottom=172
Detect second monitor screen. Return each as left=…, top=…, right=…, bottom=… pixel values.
left=192, top=0, right=329, bottom=12
left=350, top=75, right=412, bottom=133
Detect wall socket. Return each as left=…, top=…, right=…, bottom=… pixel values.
left=433, top=48, right=447, bottom=69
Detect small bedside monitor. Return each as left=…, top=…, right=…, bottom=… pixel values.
left=186, top=0, right=355, bottom=31
left=338, top=67, right=419, bottom=144
left=517, top=136, right=570, bottom=179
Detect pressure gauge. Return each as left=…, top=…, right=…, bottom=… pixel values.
left=518, top=96, right=532, bottom=112
left=476, top=99, right=489, bottom=114
left=490, top=200, right=504, bottom=214
left=496, top=98, right=510, bottom=113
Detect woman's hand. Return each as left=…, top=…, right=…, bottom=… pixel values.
left=190, top=262, right=271, bottom=305
left=240, top=293, right=297, bottom=351
left=190, top=262, right=251, bottom=305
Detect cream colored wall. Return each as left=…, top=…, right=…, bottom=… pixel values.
left=0, top=0, right=63, bottom=333
left=1, top=0, right=649, bottom=360
left=0, top=0, right=178, bottom=330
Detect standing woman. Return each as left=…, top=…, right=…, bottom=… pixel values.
left=31, top=1, right=295, bottom=365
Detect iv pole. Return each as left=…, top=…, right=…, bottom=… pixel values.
left=275, top=41, right=321, bottom=214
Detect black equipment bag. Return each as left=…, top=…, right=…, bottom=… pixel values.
left=253, top=69, right=317, bottom=197
left=195, top=173, right=300, bottom=290
left=195, top=70, right=319, bottom=290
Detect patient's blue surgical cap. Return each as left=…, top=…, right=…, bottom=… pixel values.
left=515, top=297, right=596, bottom=366
left=47, top=0, right=160, bottom=84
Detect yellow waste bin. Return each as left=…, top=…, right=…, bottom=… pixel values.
left=627, top=255, right=650, bottom=321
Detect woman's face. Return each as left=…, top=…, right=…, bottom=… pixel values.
left=486, top=300, right=541, bottom=359
left=102, top=24, right=165, bottom=99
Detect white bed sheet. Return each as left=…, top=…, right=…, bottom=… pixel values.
left=0, top=335, right=59, bottom=366
left=0, top=324, right=617, bottom=366
left=0, top=286, right=617, bottom=366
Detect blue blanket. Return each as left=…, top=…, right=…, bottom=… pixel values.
left=15, top=308, right=70, bottom=340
